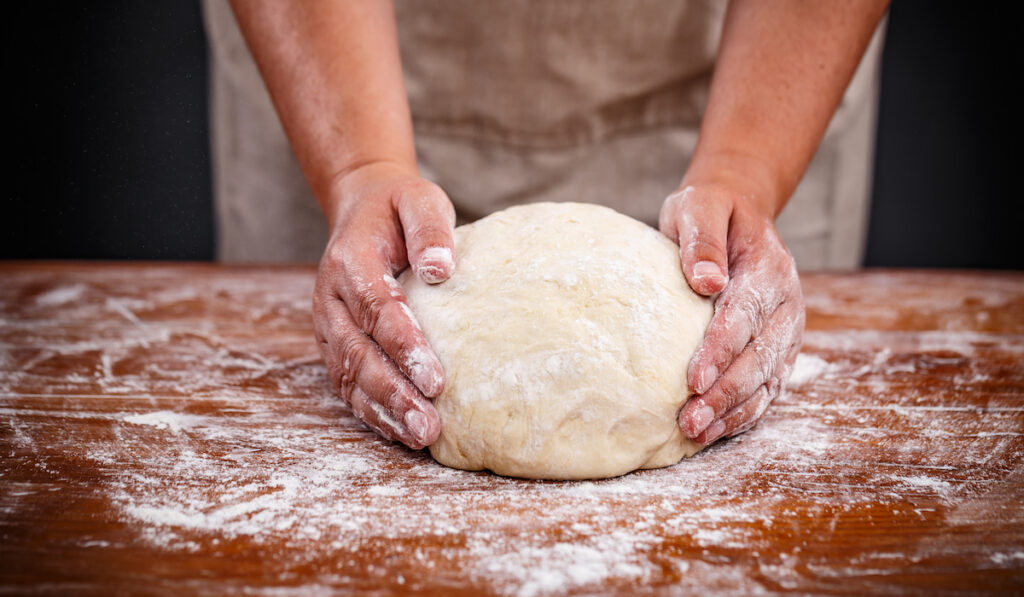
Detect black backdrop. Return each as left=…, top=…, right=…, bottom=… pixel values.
left=8, top=2, right=212, bottom=260
left=5, top=2, right=1022, bottom=268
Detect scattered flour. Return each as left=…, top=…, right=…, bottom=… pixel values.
left=990, top=551, right=1024, bottom=565
left=34, top=284, right=86, bottom=306
left=90, top=374, right=1000, bottom=595
left=901, top=475, right=953, bottom=491
left=4, top=267, right=1021, bottom=595
left=124, top=411, right=206, bottom=433
left=787, top=353, right=835, bottom=386
left=488, top=537, right=650, bottom=597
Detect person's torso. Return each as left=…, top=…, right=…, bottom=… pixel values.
left=396, top=0, right=725, bottom=149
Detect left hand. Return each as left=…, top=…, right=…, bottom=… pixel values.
left=659, top=184, right=805, bottom=444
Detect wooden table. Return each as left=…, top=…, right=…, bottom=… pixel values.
left=1, top=263, right=1022, bottom=595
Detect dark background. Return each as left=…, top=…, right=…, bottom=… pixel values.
left=5, top=2, right=1022, bottom=268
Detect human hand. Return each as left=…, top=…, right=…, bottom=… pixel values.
left=313, top=161, right=456, bottom=449
left=659, top=184, right=805, bottom=445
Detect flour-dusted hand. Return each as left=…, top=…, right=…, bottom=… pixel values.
left=648, top=0, right=886, bottom=443
left=226, top=2, right=454, bottom=448
left=660, top=184, right=805, bottom=444
left=313, top=162, right=457, bottom=449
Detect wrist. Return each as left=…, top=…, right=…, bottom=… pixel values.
left=681, top=150, right=785, bottom=220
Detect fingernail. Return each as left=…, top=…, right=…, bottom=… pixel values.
left=689, top=405, right=716, bottom=437
left=416, top=265, right=446, bottom=284
left=697, top=365, right=717, bottom=394
left=404, top=409, right=430, bottom=446
left=417, top=247, right=454, bottom=284
left=703, top=419, right=726, bottom=443
left=692, top=260, right=724, bottom=281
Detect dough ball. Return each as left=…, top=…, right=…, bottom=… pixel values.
left=400, top=202, right=712, bottom=480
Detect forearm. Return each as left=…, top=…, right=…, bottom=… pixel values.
left=686, top=0, right=889, bottom=216
left=228, top=0, right=415, bottom=223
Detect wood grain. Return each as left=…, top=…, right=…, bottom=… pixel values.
left=1, top=263, right=1022, bottom=595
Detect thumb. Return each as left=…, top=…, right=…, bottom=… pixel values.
left=659, top=186, right=730, bottom=296
left=396, top=179, right=457, bottom=284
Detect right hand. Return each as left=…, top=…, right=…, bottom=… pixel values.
left=313, top=161, right=457, bottom=449
left=660, top=183, right=804, bottom=445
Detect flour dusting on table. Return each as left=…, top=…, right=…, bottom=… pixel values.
left=83, top=327, right=1021, bottom=595
left=3, top=266, right=1022, bottom=595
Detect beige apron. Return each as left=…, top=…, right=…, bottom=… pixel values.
left=203, top=0, right=885, bottom=269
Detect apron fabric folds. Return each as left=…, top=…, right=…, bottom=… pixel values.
left=202, top=0, right=885, bottom=269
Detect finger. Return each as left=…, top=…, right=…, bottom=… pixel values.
left=315, top=291, right=441, bottom=449
left=395, top=179, right=457, bottom=285
left=723, top=341, right=799, bottom=439
left=348, top=386, right=405, bottom=444
left=659, top=186, right=730, bottom=296
left=331, top=243, right=446, bottom=398
left=680, top=298, right=801, bottom=438
left=693, top=384, right=772, bottom=445
left=686, top=268, right=787, bottom=396
left=688, top=338, right=800, bottom=444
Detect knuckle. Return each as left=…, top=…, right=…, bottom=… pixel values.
left=703, top=328, right=745, bottom=375
left=331, top=333, right=366, bottom=391
left=371, top=301, right=411, bottom=353
left=411, top=224, right=450, bottom=248
left=714, top=313, right=754, bottom=360
left=716, top=375, right=743, bottom=403
left=709, top=294, right=741, bottom=329
left=397, top=177, right=445, bottom=209
left=718, top=292, right=748, bottom=324
left=322, top=238, right=352, bottom=271
left=382, top=385, right=409, bottom=415
left=338, top=383, right=359, bottom=411
left=686, top=231, right=726, bottom=259
left=354, top=292, right=387, bottom=338
left=729, top=293, right=770, bottom=339
left=752, top=344, right=776, bottom=383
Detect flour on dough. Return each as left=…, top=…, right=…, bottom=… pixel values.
left=400, top=202, right=712, bottom=480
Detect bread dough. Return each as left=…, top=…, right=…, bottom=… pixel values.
left=400, top=202, right=712, bottom=480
